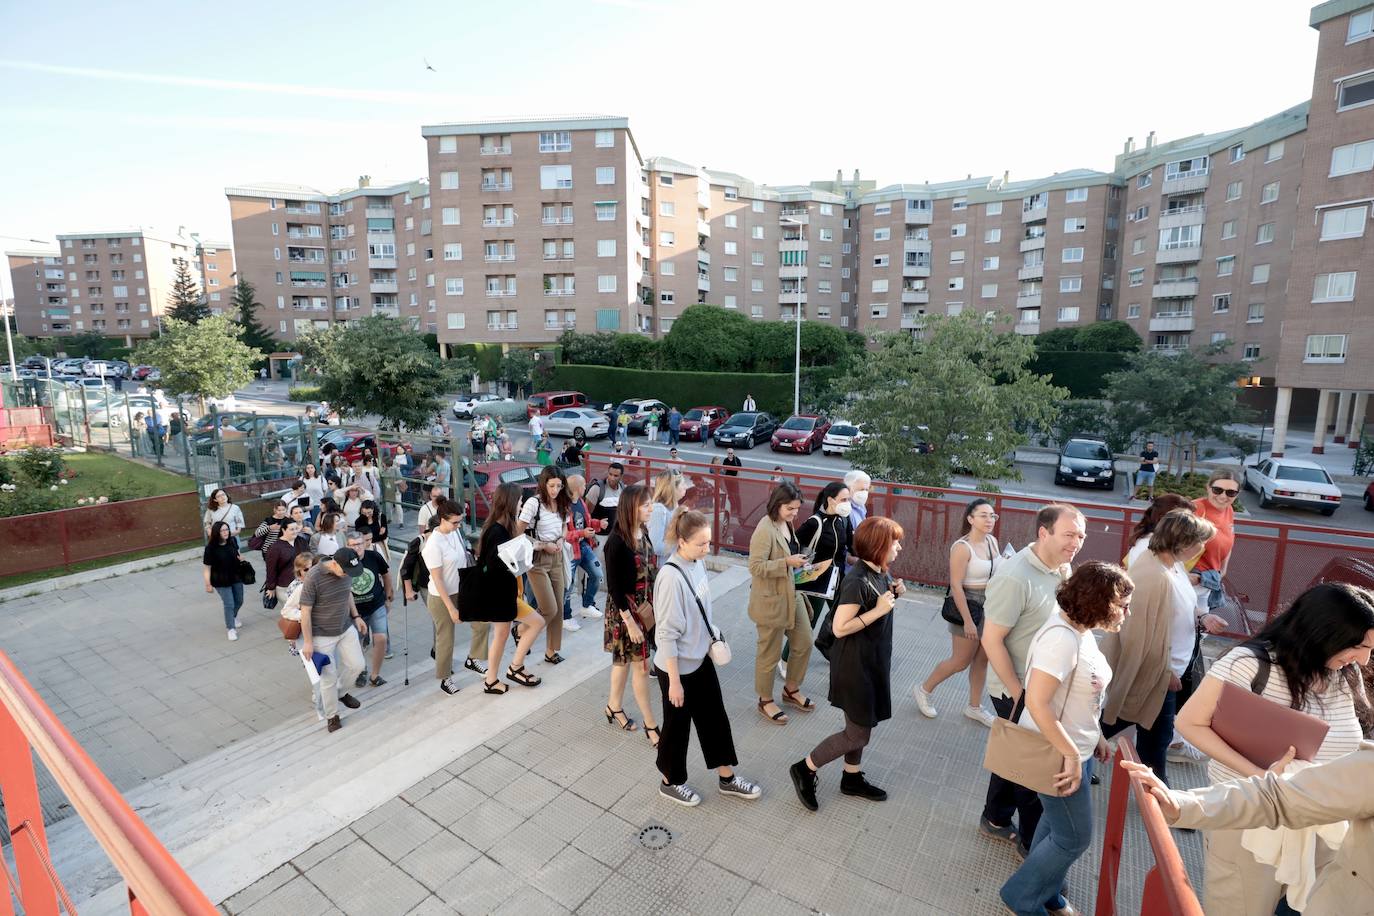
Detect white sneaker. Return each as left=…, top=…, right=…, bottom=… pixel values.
left=580, top=605, right=604, bottom=619
left=1167, top=740, right=1208, bottom=764
left=234, top=614, right=242, bottom=628
left=564, top=617, right=582, bottom=632
left=227, top=629, right=238, bottom=641
left=963, top=705, right=995, bottom=727
left=777, top=660, right=787, bottom=679
left=914, top=686, right=937, bottom=718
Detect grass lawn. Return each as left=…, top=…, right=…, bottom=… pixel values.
left=57, top=452, right=193, bottom=500
left=0, top=539, right=202, bottom=592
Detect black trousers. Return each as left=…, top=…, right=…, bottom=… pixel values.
left=654, top=660, right=738, bottom=786
left=982, top=694, right=1042, bottom=846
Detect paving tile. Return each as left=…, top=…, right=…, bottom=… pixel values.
left=399, top=768, right=456, bottom=804
left=702, top=821, right=775, bottom=882
left=240, top=875, right=334, bottom=916
left=490, top=884, right=571, bottom=916
left=444, top=744, right=493, bottom=775
left=435, top=854, right=519, bottom=915
left=566, top=762, right=635, bottom=810
left=498, top=728, right=564, bottom=768
left=402, top=896, right=452, bottom=916
left=459, top=750, right=523, bottom=797
left=486, top=819, right=567, bottom=876
left=292, top=828, right=359, bottom=872
left=450, top=796, right=520, bottom=852
left=530, top=844, right=611, bottom=912
left=223, top=863, right=297, bottom=914
left=735, top=884, right=814, bottom=916
left=572, top=872, right=663, bottom=916
left=492, top=768, right=562, bottom=818
left=332, top=864, right=431, bottom=916
left=413, top=776, right=487, bottom=828
left=350, top=796, right=412, bottom=836
left=397, top=828, right=481, bottom=892
left=360, top=802, right=443, bottom=863
left=668, top=858, right=751, bottom=916
left=303, top=838, right=391, bottom=897
left=758, top=845, right=839, bottom=909
left=526, top=790, right=603, bottom=843
left=569, top=810, right=636, bottom=869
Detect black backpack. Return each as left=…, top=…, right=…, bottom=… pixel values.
left=399, top=535, right=430, bottom=594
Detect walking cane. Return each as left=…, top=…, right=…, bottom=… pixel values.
left=402, top=588, right=410, bottom=686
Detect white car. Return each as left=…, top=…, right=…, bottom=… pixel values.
left=821, top=421, right=866, bottom=456
left=452, top=392, right=506, bottom=419
left=542, top=407, right=610, bottom=440
left=1244, top=458, right=1342, bottom=516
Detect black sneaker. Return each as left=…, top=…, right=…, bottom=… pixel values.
left=978, top=815, right=1019, bottom=846
left=339, top=693, right=361, bottom=710
left=840, top=770, right=887, bottom=801
left=355, top=672, right=368, bottom=689
left=788, top=759, right=819, bottom=812
left=440, top=676, right=461, bottom=695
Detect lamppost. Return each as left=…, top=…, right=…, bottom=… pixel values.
left=0, top=234, right=55, bottom=382
left=779, top=207, right=809, bottom=416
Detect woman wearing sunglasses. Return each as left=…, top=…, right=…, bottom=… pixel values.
left=1190, top=469, right=1239, bottom=619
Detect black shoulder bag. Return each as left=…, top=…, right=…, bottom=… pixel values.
left=940, top=537, right=996, bottom=627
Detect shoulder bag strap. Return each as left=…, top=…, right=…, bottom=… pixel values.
left=1248, top=645, right=1272, bottom=695
left=1011, top=623, right=1082, bottom=725
left=664, top=561, right=714, bottom=636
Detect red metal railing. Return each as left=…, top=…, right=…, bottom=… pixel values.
left=1096, top=740, right=1203, bottom=915
left=583, top=450, right=1374, bottom=635
left=0, top=650, right=217, bottom=915
left=0, top=406, right=55, bottom=450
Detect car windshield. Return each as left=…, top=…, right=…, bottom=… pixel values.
left=1276, top=466, right=1332, bottom=484
left=726, top=413, right=756, bottom=427
left=831, top=424, right=859, bottom=437
left=684, top=409, right=704, bottom=421
left=782, top=418, right=815, bottom=431
left=1065, top=441, right=1111, bottom=460
left=616, top=402, right=640, bottom=414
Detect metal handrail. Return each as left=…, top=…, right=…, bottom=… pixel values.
left=0, top=650, right=217, bottom=914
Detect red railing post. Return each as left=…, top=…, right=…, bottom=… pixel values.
left=1268, top=525, right=1289, bottom=619
left=1095, top=744, right=1133, bottom=916
left=0, top=707, right=61, bottom=916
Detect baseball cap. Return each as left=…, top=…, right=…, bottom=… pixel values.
left=332, top=548, right=365, bottom=576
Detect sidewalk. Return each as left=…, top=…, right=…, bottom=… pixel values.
left=9, top=556, right=1207, bottom=915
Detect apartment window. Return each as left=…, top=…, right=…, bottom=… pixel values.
left=819, top=228, right=833, bottom=241
left=984, top=228, right=1002, bottom=244
left=440, top=170, right=459, bottom=189
left=595, top=202, right=617, bottom=221
left=273, top=247, right=281, bottom=260
left=542, top=203, right=574, bottom=224
left=1321, top=205, right=1368, bottom=240
left=1137, top=172, right=1152, bottom=189
left=986, top=202, right=1003, bottom=216
left=1217, top=256, right=1235, bottom=277
left=658, top=173, right=674, bottom=186
left=719, top=241, right=737, bottom=256
left=276, top=272, right=283, bottom=285
left=597, top=239, right=616, bottom=257
left=441, top=207, right=460, bottom=225
left=982, top=256, right=1000, bottom=270
left=426, top=273, right=435, bottom=287
left=1131, top=237, right=1145, bottom=255
left=279, top=320, right=287, bottom=332
left=1256, top=222, right=1275, bottom=244
left=1337, top=72, right=1374, bottom=110
left=1209, top=331, right=1227, bottom=345
left=1064, top=188, right=1088, bottom=203
left=1063, top=217, right=1086, bottom=233
left=951, top=223, right=967, bottom=238
left=1128, top=268, right=1144, bottom=287
left=752, top=252, right=765, bottom=266
left=874, top=204, right=892, bottom=216
left=595, top=129, right=615, bottom=148
left=870, top=304, right=888, bottom=319
left=1226, top=181, right=1242, bottom=201
left=445, top=278, right=464, bottom=296
left=1305, top=334, right=1347, bottom=361
left=752, top=226, right=764, bottom=240
left=950, top=250, right=965, bottom=264
left=721, top=295, right=737, bottom=308
left=751, top=279, right=764, bottom=292
left=841, top=292, right=850, bottom=302
left=1159, top=225, right=1201, bottom=250
left=438, top=136, right=457, bottom=154
left=1330, top=138, right=1374, bottom=175
left=816, top=203, right=832, bottom=216
left=817, top=254, right=831, bottom=268
left=948, top=278, right=964, bottom=291
left=1130, top=205, right=1149, bottom=222
left=981, top=283, right=998, bottom=299
left=1259, top=181, right=1280, bottom=204
left=659, top=231, right=675, bottom=247
left=724, top=214, right=738, bottom=228
left=660, top=201, right=676, bottom=217
left=721, top=188, right=738, bottom=201
left=1243, top=343, right=1261, bottom=360
left=1061, top=247, right=1084, bottom=262
left=873, top=228, right=891, bottom=241
left=538, top=131, right=571, bottom=152
left=752, top=200, right=765, bottom=213
left=271, top=222, right=280, bottom=236
left=1213, top=294, right=1231, bottom=313
left=1104, top=242, right=1118, bottom=260
left=660, top=291, right=675, bottom=305
left=406, top=242, right=415, bottom=255
left=660, top=262, right=675, bottom=276
left=1313, top=271, right=1357, bottom=302
left=1221, top=219, right=1237, bottom=240
left=723, top=268, right=738, bottom=282
left=872, top=279, right=889, bottom=293
left=1060, top=276, right=1082, bottom=292
left=1247, top=302, right=1264, bottom=322
left=540, top=165, right=573, bottom=190
left=1265, top=140, right=1285, bottom=162
left=952, top=198, right=967, bottom=211
left=873, top=255, right=890, bottom=268
left=598, top=275, right=617, bottom=293
left=1252, top=264, right=1270, bottom=284
left=442, top=243, right=462, bottom=261
left=1057, top=306, right=1080, bottom=322
left=1229, top=144, right=1246, bottom=163
left=750, top=305, right=764, bottom=318
left=841, top=268, right=850, bottom=278
left=1126, top=303, right=1141, bottom=318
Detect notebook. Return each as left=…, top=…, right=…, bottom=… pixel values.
left=1211, top=680, right=1330, bottom=769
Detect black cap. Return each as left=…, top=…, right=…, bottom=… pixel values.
left=332, top=548, right=364, bottom=576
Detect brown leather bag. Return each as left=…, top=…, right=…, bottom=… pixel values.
left=277, top=616, right=302, bottom=640
left=983, top=624, right=1081, bottom=796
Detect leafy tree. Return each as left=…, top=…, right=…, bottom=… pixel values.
left=750, top=320, right=863, bottom=373
left=166, top=261, right=209, bottom=323
left=230, top=279, right=276, bottom=361
left=842, top=313, right=1067, bottom=488
left=62, top=330, right=126, bottom=360
left=297, top=316, right=470, bottom=430
left=498, top=347, right=539, bottom=399
left=1075, top=320, right=1142, bottom=353
left=660, top=305, right=755, bottom=372
left=611, top=334, right=660, bottom=370
left=558, top=330, right=623, bottom=366
left=9, top=336, right=57, bottom=361
left=131, top=316, right=262, bottom=411
left=1033, top=327, right=1082, bottom=352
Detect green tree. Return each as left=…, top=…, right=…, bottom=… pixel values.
left=296, top=316, right=469, bottom=430
left=1034, top=327, right=1081, bottom=352
left=165, top=261, right=209, bottom=323
left=611, top=334, right=661, bottom=370
left=1075, top=320, right=1143, bottom=353
left=498, top=347, right=539, bottom=399
left=750, top=320, right=863, bottom=373
left=230, top=279, right=276, bottom=361
left=131, top=316, right=262, bottom=411
left=558, top=330, right=622, bottom=366
left=8, top=336, right=57, bottom=361
left=63, top=330, right=124, bottom=360
left=842, top=313, right=1068, bottom=488
left=660, top=305, right=755, bottom=371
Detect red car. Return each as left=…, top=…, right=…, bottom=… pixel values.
left=466, top=460, right=543, bottom=519
left=1365, top=480, right=1374, bottom=512
left=319, top=429, right=400, bottom=463
left=679, top=406, right=730, bottom=442
left=770, top=414, right=831, bottom=454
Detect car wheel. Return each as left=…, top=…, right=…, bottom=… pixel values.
left=573, top=427, right=585, bottom=439
left=744, top=437, right=754, bottom=450
left=1366, top=493, right=1374, bottom=512
left=1053, top=475, right=1064, bottom=487
left=1321, top=507, right=1337, bottom=517
left=1259, top=489, right=1275, bottom=509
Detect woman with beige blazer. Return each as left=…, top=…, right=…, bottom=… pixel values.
left=748, top=482, right=818, bottom=725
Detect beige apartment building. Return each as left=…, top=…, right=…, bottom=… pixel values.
left=196, top=239, right=236, bottom=316
left=6, top=229, right=203, bottom=345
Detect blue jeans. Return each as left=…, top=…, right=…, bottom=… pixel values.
left=215, top=583, right=245, bottom=630
left=668, top=427, right=680, bottom=445
left=1001, top=759, right=1093, bottom=915
left=1102, top=689, right=1176, bottom=783
left=563, top=542, right=602, bottom=618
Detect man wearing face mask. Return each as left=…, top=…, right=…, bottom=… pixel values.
left=843, top=470, right=871, bottom=572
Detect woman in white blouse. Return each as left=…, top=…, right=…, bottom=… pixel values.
left=517, top=466, right=572, bottom=665
left=202, top=489, right=245, bottom=542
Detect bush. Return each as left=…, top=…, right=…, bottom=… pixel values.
left=14, top=446, right=66, bottom=486
left=545, top=364, right=812, bottom=417
left=288, top=385, right=323, bottom=402
left=450, top=342, right=503, bottom=382
left=1029, top=351, right=1131, bottom=398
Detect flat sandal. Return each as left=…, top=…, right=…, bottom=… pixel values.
left=758, top=698, right=789, bottom=725
left=781, top=686, right=816, bottom=712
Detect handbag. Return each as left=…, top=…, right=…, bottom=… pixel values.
left=261, top=581, right=278, bottom=610
left=940, top=537, right=995, bottom=627
left=664, top=562, right=730, bottom=666
left=982, top=624, right=1081, bottom=796
left=1211, top=648, right=1330, bottom=768
left=238, top=560, right=257, bottom=585
left=277, top=616, right=301, bottom=640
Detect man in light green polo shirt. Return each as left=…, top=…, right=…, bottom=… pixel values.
left=978, top=504, right=1086, bottom=857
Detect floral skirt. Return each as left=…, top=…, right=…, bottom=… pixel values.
left=604, top=600, right=655, bottom=667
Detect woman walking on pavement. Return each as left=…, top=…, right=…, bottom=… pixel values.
left=782, top=481, right=851, bottom=678
left=265, top=520, right=306, bottom=605
left=748, top=482, right=814, bottom=726
left=914, top=497, right=1000, bottom=725
left=603, top=484, right=661, bottom=746
left=654, top=510, right=762, bottom=807
left=561, top=474, right=605, bottom=632
left=648, top=469, right=688, bottom=565
left=203, top=520, right=247, bottom=640
left=301, top=462, right=327, bottom=525
left=789, top=516, right=907, bottom=811
left=517, top=466, right=571, bottom=666
left=463, top=483, right=545, bottom=692
left=202, top=488, right=245, bottom=542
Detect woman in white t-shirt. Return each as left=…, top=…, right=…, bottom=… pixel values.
left=301, top=464, right=327, bottom=525
left=202, top=488, right=245, bottom=542
left=1001, top=561, right=1132, bottom=916
left=1176, top=582, right=1374, bottom=916
left=517, top=467, right=571, bottom=665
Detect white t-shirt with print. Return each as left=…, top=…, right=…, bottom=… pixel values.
left=1020, top=611, right=1112, bottom=761
left=422, top=528, right=470, bottom=598
left=519, top=497, right=564, bottom=543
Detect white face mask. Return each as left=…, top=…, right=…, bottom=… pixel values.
left=851, top=490, right=869, bottom=506
left=833, top=500, right=852, bottom=516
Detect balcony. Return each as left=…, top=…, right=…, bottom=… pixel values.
left=698, top=274, right=711, bottom=292
left=1152, top=343, right=1188, bottom=355
left=900, top=314, right=925, bottom=330
left=696, top=250, right=711, bottom=265
left=481, top=181, right=514, bottom=193
left=487, top=321, right=518, bottom=331
left=778, top=291, right=807, bottom=304
left=368, top=256, right=397, bottom=269
left=697, top=218, right=711, bottom=238
left=486, top=288, right=516, bottom=298
left=902, top=263, right=932, bottom=278
left=483, top=217, right=515, bottom=228
left=779, top=210, right=809, bottom=225
left=1155, top=245, right=1202, bottom=265
left=365, top=206, right=395, bottom=218
left=369, top=280, right=398, bottom=293
left=779, top=239, right=809, bottom=252
left=480, top=145, right=511, bottom=155
left=1021, top=203, right=1048, bottom=224
left=1014, top=320, right=1041, bottom=335
left=485, top=253, right=516, bottom=263
left=1017, top=264, right=1045, bottom=281
left=1152, top=278, right=1199, bottom=298
left=1019, top=236, right=1046, bottom=253
left=1017, top=293, right=1043, bottom=309
left=543, top=288, right=575, bottom=297
left=904, top=206, right=932, bottom=225
left=286, top=230, right=323, bottom=240
left=1162, top=172, right=1209, bottom=195
left=372, top=304, right=400, bottom=317
left=901, top=289, right=930, bottom=304
left=778, top=265, right=808, bottom=279
left=1149, top=313, right=1195, bottom=332
left=1159, top=206, right=1206, bottom=230
left=902, top=238, right=932, bottom=254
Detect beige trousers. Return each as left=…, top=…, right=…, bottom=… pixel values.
left=754, top=594, right=813, bottom=698
left=426, top=592, right=490, bottom=679
left=527, top=549, right=567, bottom=653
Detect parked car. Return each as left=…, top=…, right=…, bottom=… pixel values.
left=85, top=360, right=130, bottom=379
left=679, top=406, right=730, bottom=442
left=1054, top=437, right=1116, bottom=489
left=541, top=407, right=610, bottom=439
left=822, top=421, right=866, bottom=456
left=21, top=356, right=49, bottom=370
left=131, top=365, right=157, bottom=380
left=1306, top=555, right=1374, bottom=591
left=67, top=376, right=112, bottom=392
left=53, top=358, right=89, bottom=375
left=193, top=414, right=299, bottom=456
left=614, top=398, right=668, bottom=434
left=452, top=392, right=507, bottom=419
left=771, top=414, right=831, bottom=454
left=527, top=390, right=588, bottom=418
left=899, top=424, right=936, bottom=454
left=465, top=460, right=544, bottom=520
left=318, top=428, right=400, bottom=463
left=713, top=411, right=778, bottom=449
left=1366, top=480, right=1374, bottom=512
left=88, top=395, right=159, bottom=428
left=1243, top=457, right=1342, bottom=516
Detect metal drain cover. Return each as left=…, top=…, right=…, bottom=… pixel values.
left=637, top=825, right=673, bottom=850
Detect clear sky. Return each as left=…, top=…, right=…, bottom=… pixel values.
left=0, top=0, right=1320, bottom=248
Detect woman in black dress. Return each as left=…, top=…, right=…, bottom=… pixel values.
left=789, top=515, right=908, bottom=811
left=354, top=499, right=389, bottom=560
left=463, top=482, right=546, bottom=692
left=784, top=481, right=853, bottom=674
left=602, top=484, right=661, bottom=747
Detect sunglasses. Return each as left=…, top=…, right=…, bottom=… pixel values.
left=1210, top=485, right=1240, bottom=497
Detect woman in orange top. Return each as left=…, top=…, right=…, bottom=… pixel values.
left=1173, top=468, right=1239, bottom=728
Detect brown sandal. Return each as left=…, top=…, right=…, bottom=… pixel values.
left=781, top=686, right=816, bottom=712
left=758, top=698, right=789, bottom=725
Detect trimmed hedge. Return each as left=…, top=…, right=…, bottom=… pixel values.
left=287, top=384, right=323, bottom=402
left=1029, top=350, right=1130, bottom=398
left=450, top=342, right=503, bottom=381
left=544, top=365, right=803, bottom=416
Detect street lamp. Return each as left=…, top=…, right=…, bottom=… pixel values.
left=779, top=207, right=810, bottom=416
left=0, top=234, right=54, bottom=382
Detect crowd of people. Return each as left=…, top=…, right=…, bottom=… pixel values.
left=199, top=445, right=1374, bottom=915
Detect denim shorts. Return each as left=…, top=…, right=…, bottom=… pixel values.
left=1136, top=470, right=1157, bottom=485
left=362, top=603, right=389, bottom=637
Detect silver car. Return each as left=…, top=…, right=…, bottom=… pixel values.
left=542, top=407, right=610, bottom=439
